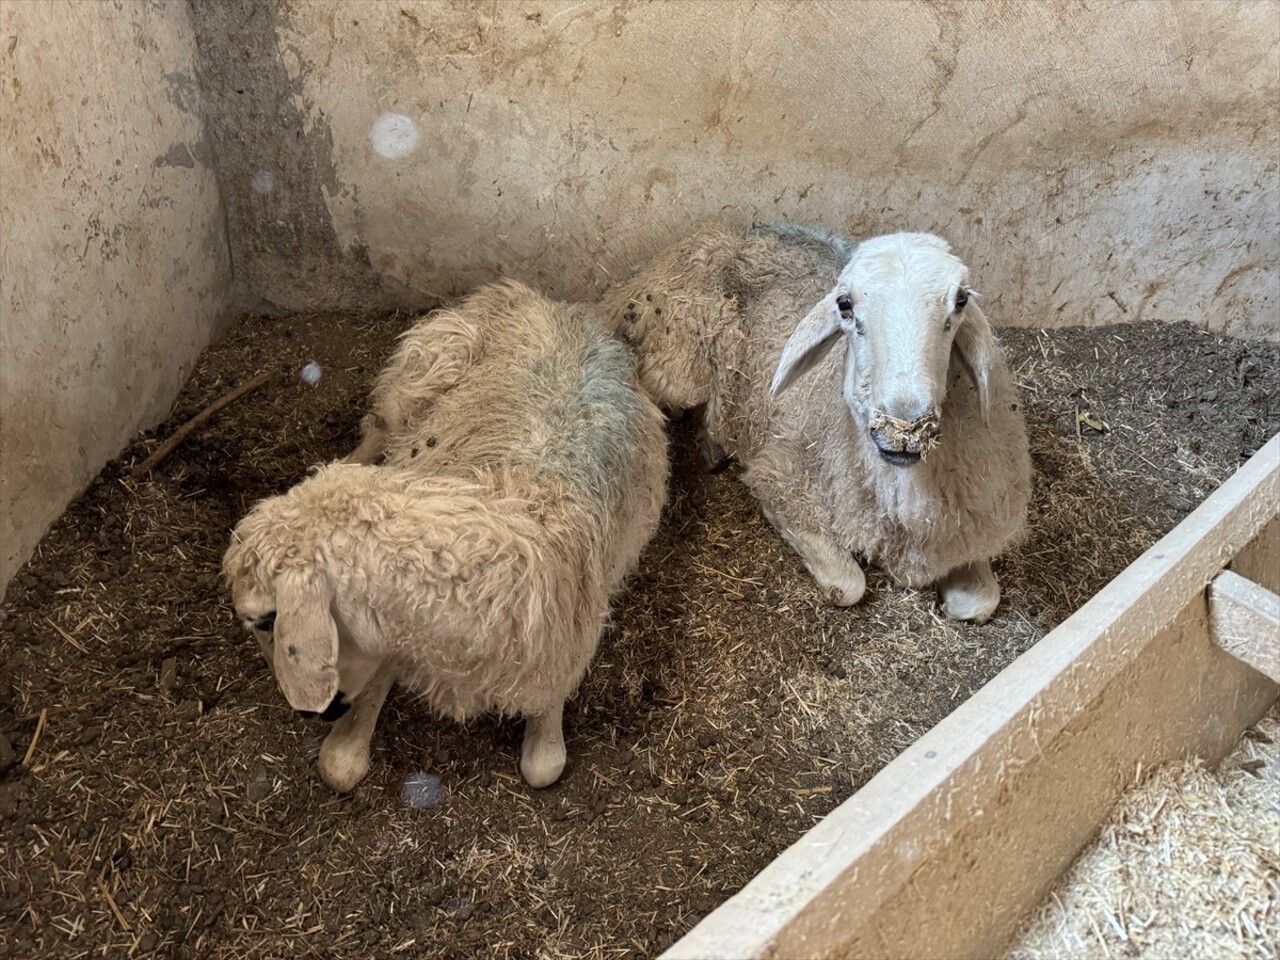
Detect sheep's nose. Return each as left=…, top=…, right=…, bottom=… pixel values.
left=881, top=393, right=934, bottom=425
left=868, top=400, right=942, bottom=467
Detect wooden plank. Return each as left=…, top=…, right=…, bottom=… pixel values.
left=1210, top=569, right=1280, bottom=683
left=1231, top=514, right=1279, bottom=593
left=664, top=433, right=1280, bottom=960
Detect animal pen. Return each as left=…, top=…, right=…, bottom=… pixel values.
left=1, top=3, right=1277, bottom=960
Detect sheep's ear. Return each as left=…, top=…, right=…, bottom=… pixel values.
left=272, top=568, right=340, bottom=713
left=953, top=300, right=995, bottom=425
left=771, top=293, right=843, bottom=396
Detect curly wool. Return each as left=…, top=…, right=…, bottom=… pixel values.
left=225, top=281, right=668, bottom=721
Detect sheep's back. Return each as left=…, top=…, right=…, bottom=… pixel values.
left=371, top=285, right=668, bottom=703
left=384, top=285, right=659, bottom=524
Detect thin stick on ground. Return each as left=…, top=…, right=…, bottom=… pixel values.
left=46, top=616, right=90, bottom=655
left=22, top=707, right=47, bottom=766
left=132, top=371, right=275, bottom=478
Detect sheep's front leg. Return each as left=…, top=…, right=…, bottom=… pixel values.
left=938, top=559, right=1000, bottom=623
left=761, top=505, right=866, bottom=607
left=692, top=406, right=730, bottom=473
left=696, top=424, right=730, bottom=473
left=317, top=666, right=395, bottom=792
left=520, top=701, right=566, bottom=788
left=344, top=413, right=388, bottom=465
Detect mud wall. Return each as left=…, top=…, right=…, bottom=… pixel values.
left=0, top=1, right=233, bottom=595
left=196, top=0, right=1278, bottom=337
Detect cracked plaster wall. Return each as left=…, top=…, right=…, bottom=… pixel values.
left=204, top=0, right=1276, bottom=336
left=1, top=0, right=234, bottom=595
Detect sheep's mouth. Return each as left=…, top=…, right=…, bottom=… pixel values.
left=868, top=413, right=940, bottom=467
left=298, top=692, right=351, bottom=723
left=869, top=428, right=927, bottom=467
left=875, top=447, right=923, bottom=467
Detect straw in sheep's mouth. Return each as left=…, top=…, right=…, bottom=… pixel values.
left=868, top=411, right=942, bottom=462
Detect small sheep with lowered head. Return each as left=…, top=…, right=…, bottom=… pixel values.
left=223, top=281, right=668, bottom=791
left=600, top=222, right=1030, bottom=621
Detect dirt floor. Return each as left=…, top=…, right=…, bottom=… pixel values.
left=1, top=316, right=1277, bottom=959
left=1009, top=706, right=1280, bottom=960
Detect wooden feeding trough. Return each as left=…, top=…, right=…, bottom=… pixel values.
left=666, top=434, right=1280, bottom=960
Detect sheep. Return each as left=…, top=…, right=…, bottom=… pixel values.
left=599, top=222, right=1031, bottom=622
left=223, top=281, right=668, bottom=792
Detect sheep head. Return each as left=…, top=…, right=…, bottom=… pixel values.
left=770, top=232, right=995, bottom=466
left=223, top=489, right=384, bottom=720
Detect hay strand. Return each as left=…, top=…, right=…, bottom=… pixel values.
left=22, top=707, right=47, bottom=766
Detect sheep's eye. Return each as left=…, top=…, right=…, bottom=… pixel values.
left=249, top=611, right=276, bottom=632
left=836, top=295, right=864, bottom=335
left=954, top=289, right=969, bottom=311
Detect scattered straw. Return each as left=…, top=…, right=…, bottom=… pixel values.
left=1009, top=706, right=1280, bottom=960
left=96, top=875, right=133, bottom=933
left=45, top=616, right=90, bottom=655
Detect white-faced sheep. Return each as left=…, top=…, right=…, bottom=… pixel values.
left=600, top=222, right=1030, bottom=622
left=223, top=281, right=668, bottom=791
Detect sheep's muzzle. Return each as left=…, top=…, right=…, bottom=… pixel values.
left=868, top=410, right=942, bottom=466
left=298, top=692, right=351, bottom=723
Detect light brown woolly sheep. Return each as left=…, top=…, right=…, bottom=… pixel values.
left=224, top=282, right=668, bottom=791
left=600, top=223, right=1031, bottom=622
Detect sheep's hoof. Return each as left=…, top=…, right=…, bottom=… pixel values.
left=318, top=737, right=371, bottom=793
left=520, top=740, right=566, bottom=788
left=813, top=561, right=865, bottom=607
left=696, top=430, right=731, bottom=473
left=826, top=576, right=866, bottom=607
left=519, top=706, right=566, bottom=788
left=938, top=561, right=1000, bottom=623
left=765, top=511, right=866, bottom=607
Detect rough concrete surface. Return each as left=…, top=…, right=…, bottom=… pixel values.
left=186, top=0, right=391, bottom=313
left=0, top=0, right=233, bottom=596
left=190, top=0, right=1277, bottom=336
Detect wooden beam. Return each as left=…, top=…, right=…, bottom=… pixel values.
left=1231, top=515, right=1279, bottom=593
left=1210, top=569, right=1280, bottom=683
left=665, top=434, right=1280, bottom=960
